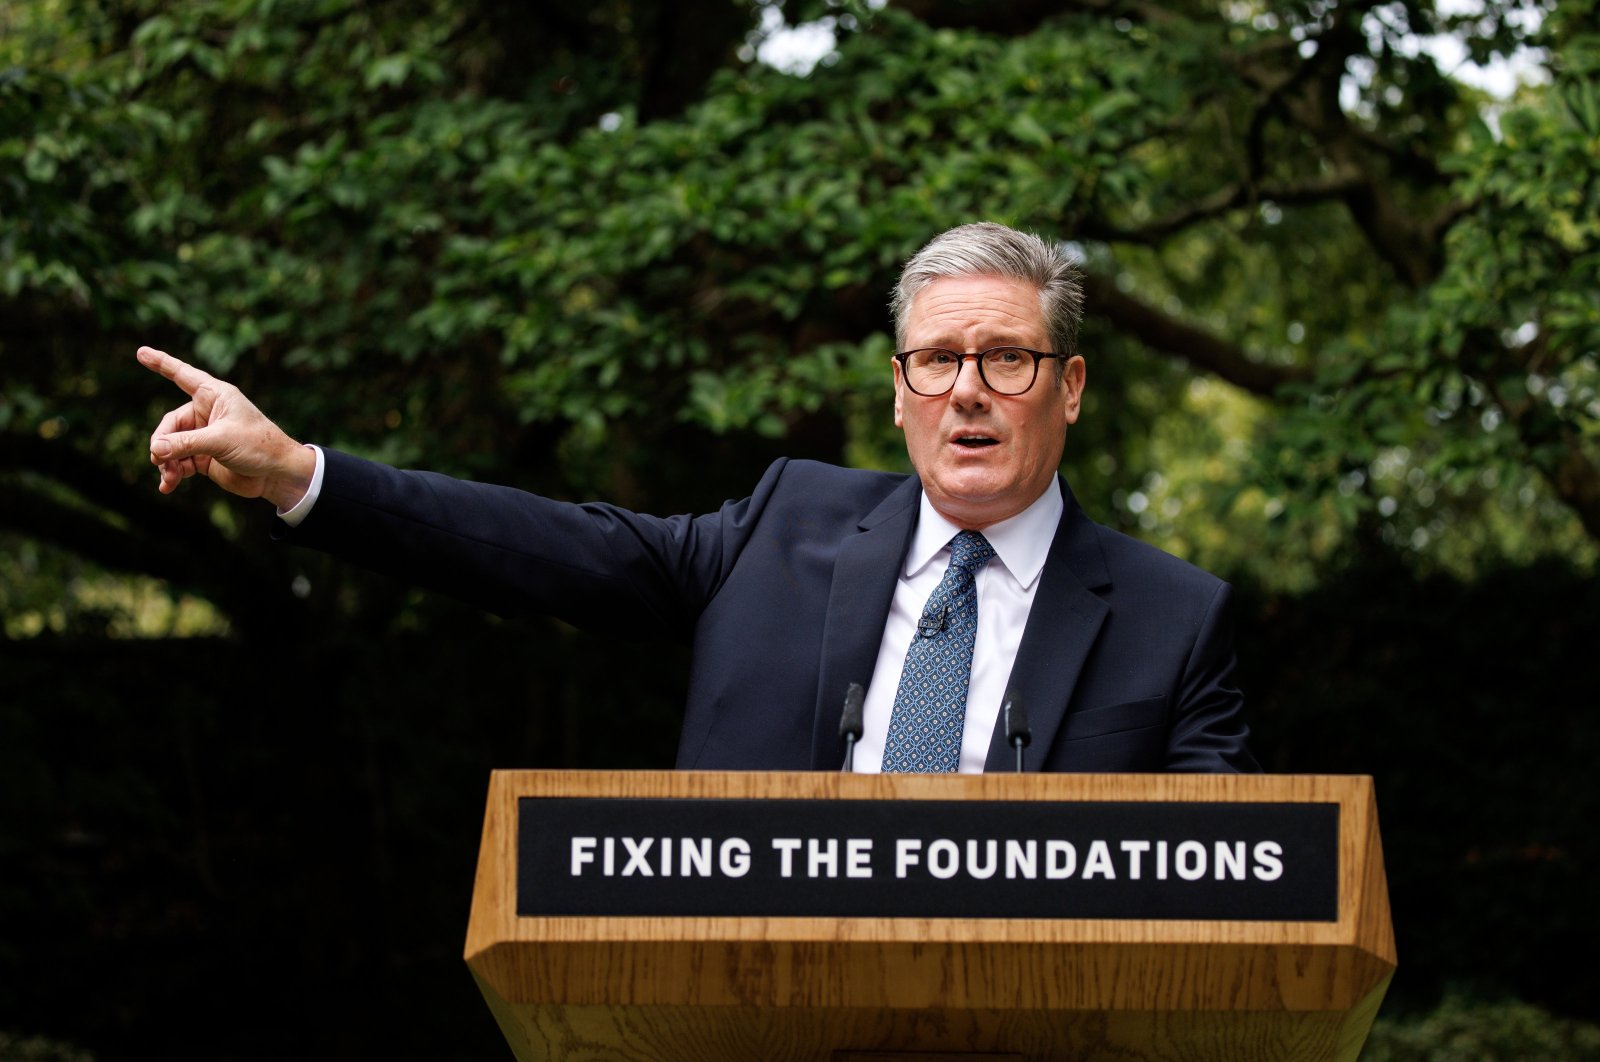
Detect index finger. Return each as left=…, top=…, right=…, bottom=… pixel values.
left=136, top=345, right=217, bottom=398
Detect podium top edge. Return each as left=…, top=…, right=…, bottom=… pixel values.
left=481, top=770, right=1376, bottom=803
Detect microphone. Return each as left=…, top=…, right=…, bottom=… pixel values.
left=1003, top=693, right=1031, bottom=773
left=838, top=682, right=866, bottom=773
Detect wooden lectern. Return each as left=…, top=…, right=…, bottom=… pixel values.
left=465, top=772, right=1394, bottom=1061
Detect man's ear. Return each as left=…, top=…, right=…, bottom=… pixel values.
left=1060, top=355, right=1086, bottom=425
left=892, top=357, right=906, bottom=428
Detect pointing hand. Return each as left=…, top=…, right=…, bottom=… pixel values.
left=137, top=345, right=315, bottom=509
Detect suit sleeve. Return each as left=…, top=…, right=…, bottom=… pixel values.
left=1165, top=581, right=1260, bottom=772
left=276, top=449, right=789, bottom=639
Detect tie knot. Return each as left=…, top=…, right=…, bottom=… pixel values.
left=948, top=530, right=995, bottom=574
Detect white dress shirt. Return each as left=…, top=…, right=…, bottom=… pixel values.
left=853, top=481, right=1063, bottom=773
left=276, top=445, right=326, bottom=527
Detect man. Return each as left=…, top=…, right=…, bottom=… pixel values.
left=141, top=222, right=1257, bottom=773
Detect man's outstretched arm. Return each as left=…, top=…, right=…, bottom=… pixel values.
left=137, top=345, right=316, bottom=509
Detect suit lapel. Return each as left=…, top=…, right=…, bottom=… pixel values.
left=983, top=479, right=1111, bottom=772
left=809, top=477, right=921, bottom=769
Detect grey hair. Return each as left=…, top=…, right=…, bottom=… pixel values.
left=891, top=222, right=1084, bottom=361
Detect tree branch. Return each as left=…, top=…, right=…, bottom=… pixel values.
left=1081, top=272, right=1311, bottom=397
left=0, top=432, right=197, bottom=542
left=1079, top=171, right=1369, bottom=245
left=0, top=434, right=305, bottom=637
left=892, top=0, right=1183, bottom=33
left=892, top=0, right=1100, bottom=35
left=1234, top=10, right=1451, bottom=290
left=1476, top=333, right=1600, bottom=543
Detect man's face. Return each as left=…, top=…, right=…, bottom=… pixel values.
left=894, top=274, right=1085, bottom=530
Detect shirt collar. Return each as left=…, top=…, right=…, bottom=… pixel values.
left=905, top=479, right=1064, bottom=590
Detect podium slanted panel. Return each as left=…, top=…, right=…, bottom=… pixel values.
left=464, top=772, right=1394, bottom=1061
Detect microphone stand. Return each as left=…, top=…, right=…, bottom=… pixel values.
left=838, top=682, right=865, bottom=772
left=1003, top=694, right=1031, bottom=773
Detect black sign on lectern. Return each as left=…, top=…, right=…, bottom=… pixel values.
left=516, top=797, right=1338, bottom=922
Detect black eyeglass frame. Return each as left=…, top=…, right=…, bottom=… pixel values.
left=893, top=346, right=1067, bottom=397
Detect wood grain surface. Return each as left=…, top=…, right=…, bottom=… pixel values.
left=465, top=771, right=1395, bottom=1061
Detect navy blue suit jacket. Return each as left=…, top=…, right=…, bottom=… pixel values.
left=283, top=451, right=1256, bottom=773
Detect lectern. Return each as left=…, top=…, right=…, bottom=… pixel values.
left=465, top=772, right=1393, bottom=1060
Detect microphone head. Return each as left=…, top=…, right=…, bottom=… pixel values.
left=1003, top=694, right=1031, bottom=747
left=839, top=682, right=866, bottom=739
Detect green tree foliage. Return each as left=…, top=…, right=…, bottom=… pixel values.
left=1364, top=993, right=1600, bottom=1060
left=4, top=0, right=1596, bottom=628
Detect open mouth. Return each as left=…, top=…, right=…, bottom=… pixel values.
left=953, top=435, right=999, bottom=449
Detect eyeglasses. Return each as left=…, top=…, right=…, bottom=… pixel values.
left=894, top=347, right=1065, bottom=397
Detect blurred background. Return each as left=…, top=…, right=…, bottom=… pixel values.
left=3, top=0, right=1598, bottom=1057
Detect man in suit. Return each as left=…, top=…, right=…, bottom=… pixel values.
left=140, top=222, right=1257, bottom=774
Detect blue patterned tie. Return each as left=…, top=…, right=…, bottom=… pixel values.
left=881, top=530, right=996, bottom=773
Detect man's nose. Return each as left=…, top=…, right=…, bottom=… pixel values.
left=948, top=354, right=991, bottom=407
